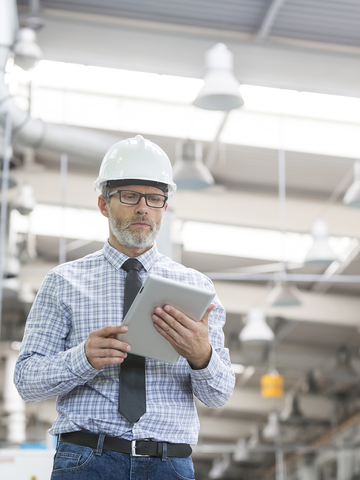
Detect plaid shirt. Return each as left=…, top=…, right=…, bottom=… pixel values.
left=14, top=241, right=234, bottom=444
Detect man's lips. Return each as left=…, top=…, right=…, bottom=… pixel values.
left=131, top=222, right=150, bottom=228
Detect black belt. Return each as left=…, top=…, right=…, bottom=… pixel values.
left=59, top=432, right=192, bottom=458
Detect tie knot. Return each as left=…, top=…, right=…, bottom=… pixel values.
left=122, top=258, right=143, bottom=273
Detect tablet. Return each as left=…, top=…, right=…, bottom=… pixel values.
left=116, top=274, right=215, bottom=363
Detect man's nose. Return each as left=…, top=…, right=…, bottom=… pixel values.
left=135, top=196, right=149, bottom=213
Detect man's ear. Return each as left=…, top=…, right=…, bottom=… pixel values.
left=98, top=195, right=109, bottom=218
left=164, top=203, right=168, bottom=213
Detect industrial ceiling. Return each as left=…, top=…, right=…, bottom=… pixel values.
left=1, top=1, right=360, bottom=479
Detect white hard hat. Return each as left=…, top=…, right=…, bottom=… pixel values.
left=94, top=135, right=177, bottom=196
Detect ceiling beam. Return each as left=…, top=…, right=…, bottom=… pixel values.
left=257, top=0, right=286, bottom=41
left=214, top=281, right=360, bottom=327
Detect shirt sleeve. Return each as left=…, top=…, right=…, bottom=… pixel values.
left=14, top=271, right=99, bottom=402
left=189, top=295, right=235, bottom=408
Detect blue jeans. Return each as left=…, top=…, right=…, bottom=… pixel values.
left=50, top=440, right=195, bottom=480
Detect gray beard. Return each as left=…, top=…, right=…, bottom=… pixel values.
left=109, top=213, right=162, bottom=249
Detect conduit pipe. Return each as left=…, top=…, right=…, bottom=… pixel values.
left=0, top=0, right=120, bottom=162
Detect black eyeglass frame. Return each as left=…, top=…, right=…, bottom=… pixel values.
left=108, top=189, right=168, bottom=208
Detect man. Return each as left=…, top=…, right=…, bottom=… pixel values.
left=14, top=135, right=235, bottom=480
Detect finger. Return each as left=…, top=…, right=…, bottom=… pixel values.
left=152, top=321, right=180, bottom=346
left=89, top=337, right=132, bottom=353
left=93, top=325, right=129, bottom=338
left=202, top=304, right=215, bottom=326
left=153, top=306, right=190, bottom=334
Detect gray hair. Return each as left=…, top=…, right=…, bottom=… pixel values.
left=101, top=185, right=112, bottom=202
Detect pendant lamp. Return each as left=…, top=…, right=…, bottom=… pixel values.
left=343, top=160, right=360, bottom=208
left=172, top=139, right=214, bottom=189
left=304, top=218, right=337, bottom=266
left=193, top=43, right=244, bottom=111
left=13, top=27, right=42, bottom=71
left=280, top=394, right=304, bottom=424
left=267, top=280, right=301, bottom=307
left=233, top=438, right=249, bottom=462
left=239, top=308, right=274, bottom=344
left=329, top=345, right=358, bottom=383
left=262, top=411, right=280, bottom=440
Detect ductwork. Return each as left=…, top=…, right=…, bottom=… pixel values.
left=0, top=0, right=120, bottom=162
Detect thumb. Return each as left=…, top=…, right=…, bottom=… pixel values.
left=202, top=303, right=215, bottom=325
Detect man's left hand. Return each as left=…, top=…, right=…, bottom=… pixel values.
left=151, top=304, right=215, bottom=369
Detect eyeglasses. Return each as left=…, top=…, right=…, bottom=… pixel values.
left=109, top=190, right=168, bottom=208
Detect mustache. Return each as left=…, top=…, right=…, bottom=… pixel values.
left=123, top=215, right=156, bottom=229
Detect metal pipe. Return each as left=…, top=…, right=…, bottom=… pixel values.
left=257, top=0, right=287, bottom=40
left=0, top=112, right=12, bottom=339
left=0, top=0, right=120, bottom=162
left=59, top=153, right=68, bottom=265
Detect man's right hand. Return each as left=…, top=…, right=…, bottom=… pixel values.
left=85, top=325, right=131, bottom=370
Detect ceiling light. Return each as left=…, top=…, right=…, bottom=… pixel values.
left=279, top=394, right=304, bottom=424
left=343, top=160, right=360, bottom=208
left=12, top=184, right=36, bottom=215
left=267, top=281, right=301, bottom=307
left=172, top=139, right=214, bottom=189
left=239, top=308, right=275, bottom=344
left=193, top=43, right=244, bottom=111
left=304, top=218, right=337, bottom=265
left=13, top=27, right=42, bottom=71
left=248, top=425, right=261, bottom=449
left=233, top=438, right=249, bottom=462
left=262, top=411, right=280, bottom=440
left=329, top=345, right=358, bottom=383
left=208, top=454, right=231, bottom=479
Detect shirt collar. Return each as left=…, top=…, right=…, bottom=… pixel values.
left=103, top=239, right=159, bottom=272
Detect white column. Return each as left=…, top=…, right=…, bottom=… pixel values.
left=4, top=352, right=26, bottom=444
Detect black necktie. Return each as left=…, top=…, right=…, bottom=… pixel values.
left=118, top=258, right=146, bottom=424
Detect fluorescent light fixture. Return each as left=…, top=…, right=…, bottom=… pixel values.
left=172, top=140, right=214, bottom=189
left=3, top=59, right=355, bottom=159
left=193, top=43, right=244, bottom=111
left=343, top=160, right=360, bottom=208
left=304, top=218, right=338, bottom=265
left=11, top=205, right=108, bottom=241
left=239, top=308, right=274, bottom=344
left=181, top=221, right=351, bottom=264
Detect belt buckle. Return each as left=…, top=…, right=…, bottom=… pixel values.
left=131, top=439, right=150, bottom=457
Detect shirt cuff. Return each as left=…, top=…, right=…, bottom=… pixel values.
left=189, top=346, right=222, bottom=381
left=64, top=340, right=99, bottom=380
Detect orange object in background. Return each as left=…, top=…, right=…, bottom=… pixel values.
left=261, top=371, right=284, bottom=398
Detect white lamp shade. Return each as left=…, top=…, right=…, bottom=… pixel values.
left=262, top=412, right=280, bottom=439
left=13, top=27, right=42, bottom=71
left=267, top=281, right=301, bottom=307
left=304, top=218, right=337, bottom=265
left=233, top=439, right=249, bottom=462
left=193, top=43, right=244, bottom=111
left=304, top=239, right=337, bottom=265
left=12, top=184, right=36, bottom=215
left=239, top=307, right=274, bottom=343
left=172, top=140, right=214, bottom=189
